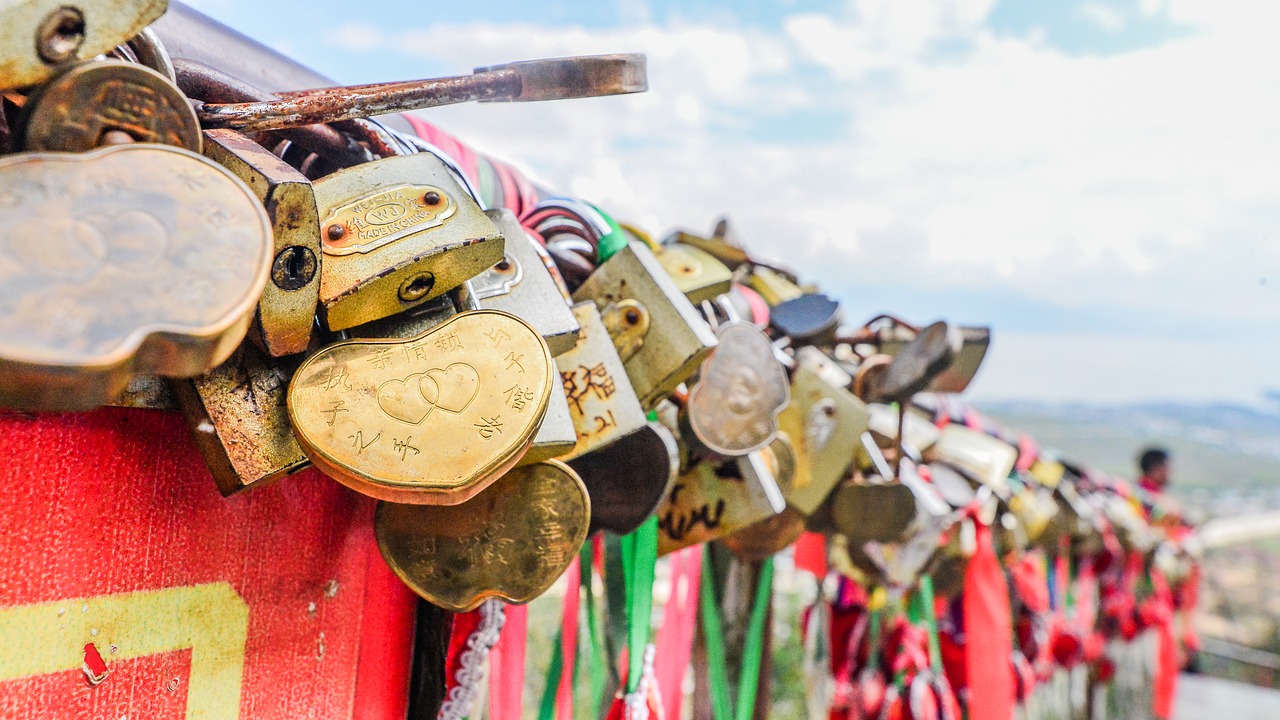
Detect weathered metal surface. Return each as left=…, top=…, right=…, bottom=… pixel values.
left=194, top=55, right=648, bottom=133
left=0, top=144, right=272, bottom=411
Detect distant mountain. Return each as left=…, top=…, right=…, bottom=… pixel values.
left=977, top=401, right=1280, bottom=516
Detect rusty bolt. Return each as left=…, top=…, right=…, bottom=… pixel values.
left=423, top=191, right=442, bottom=206
left=495, top=257, right=512, bottom=272
left=326, top=224, right=346, bottom=241
left=36, top=7, right=86, bottom=64
left=624, top=307, right=641, bottom=325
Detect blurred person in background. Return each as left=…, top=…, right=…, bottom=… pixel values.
left=1138, top=446, right=1172, bottom=494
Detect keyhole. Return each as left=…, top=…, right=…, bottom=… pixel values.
left=271, top=246, right=317, bottom=291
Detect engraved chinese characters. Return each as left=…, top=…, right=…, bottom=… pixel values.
left=22, top=60, right=202, bottom=152
left=0, top=144, right=272, bottom=411
left=287, top=310, right=554, bottom=504
left=375, top=460, right=590, bottom=612
left=556, top=302, right=647, bottom=459
left=686, top=321, right=789, bottom=457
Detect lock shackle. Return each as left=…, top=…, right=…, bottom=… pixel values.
left=110, top=27, right=176, bottom=84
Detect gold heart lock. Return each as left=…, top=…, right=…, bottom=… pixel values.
left=288, top=310, right=554, bottom=504
left=375, top=460, right=590, bottom=612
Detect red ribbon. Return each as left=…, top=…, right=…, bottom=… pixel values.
left=654, top=546, right=702, bottom=720
left=963, top=522, right=1015, bottom=720
left=489, top=604, right=527, bottom=720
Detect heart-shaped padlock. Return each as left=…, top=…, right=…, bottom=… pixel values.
left=288, top=309, right=554, bottom=504
left=375, top=460, right=589, bottom=611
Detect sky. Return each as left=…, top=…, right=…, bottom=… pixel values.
left=184, top=0, right=1280, bottom=407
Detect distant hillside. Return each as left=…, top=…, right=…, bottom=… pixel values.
left=979, top=401, right=1280, bottom=517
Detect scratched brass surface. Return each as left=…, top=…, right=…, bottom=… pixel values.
left=313, top=154, right=504, bottom=331
left=203, top=128, right=320, bottom=357
left=686, top=321, right=789, bottom=457
left=777, top=362, right=871, bottom=516
left=655, top=243, right=732, bottom=304
left=1, top=0, right=168, bottom=90
left=375, top=459, right=590, bottom=612
left=572, top=240, right=717, bottom=409
left=0, top=144, right=272, bottom=411
left=288, top=310, right=553, bottom=505
left=170, top=341, right=308, bottom=496
left=22, top=60, right=201, bottom=152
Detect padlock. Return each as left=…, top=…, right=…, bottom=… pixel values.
left=655, top=443, right=790, bottom=556
left=519, top=377, right=577, bottom=465
left=1, top=0, right=167, bottom=90
left=684, top=320, right=789, bottom=458
left=110, top=375, right=178, bottom=410
left=566, top=422, right=679, bottom=535
left=21, top=60, right=202, bottom=152
left=203, top=128, right=321, bottom=357
left=572, top=240, right=717, bottom=408
left=0, top=144, right=272, bottom=411
left=778, top=352, right=872, bottom=515
left=856, top=321, right=961, bottom=404
left=654, top=242, right=732, bottom=304
left=288, top=309, right=555, bottom=504
left=376, top=459, right=589, bottom=612
left=312, top=152, right=504, bottom=331
left=749, top=266, right=842, bottom=343
left=664, top=219, right=751, bottom=270
left=464, top=209, right=581, bottom=357
left=876, top=325, right=992, bottom=394
left=924, top=424, right=1017, bottom=492
left=556, top=302, right=648, bottom=459
left=170, top=340, right=309, bottom=496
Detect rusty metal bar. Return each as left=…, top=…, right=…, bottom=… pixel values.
left=193, top=55, right=647, bottom=133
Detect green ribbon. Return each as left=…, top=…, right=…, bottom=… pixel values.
left=699, top=547, right=775, bottom=720
left=590, top=203, right=628, bottom=263
left=621, top=516, right=659, bottom=693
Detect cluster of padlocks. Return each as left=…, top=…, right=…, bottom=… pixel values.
left=0, top=2, right=1200, bottom=719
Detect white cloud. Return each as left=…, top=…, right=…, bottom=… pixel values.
left=317, top=0, right=1280, bottom=401
left=1079, top=2, right=1126, bottom=32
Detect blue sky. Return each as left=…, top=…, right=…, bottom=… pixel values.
left=186, top=0, right=1279, bottom=406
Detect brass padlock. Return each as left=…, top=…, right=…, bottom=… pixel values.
left=313, top=152, right=504, bottom=331
left=664, top=219, right=751, bottom=270
left=777, top=353, right=871, bottom=515
left=465, top=209, right=581, bottom=357
left=376, top=459, right=590, bottom=612
left=0, top=144, right=272, bottom=411
left=21, top=60, right=202, bottom=153
left=1, top=1, right=167, bottom=90
left=924, top=424, right=1017, bottom=492
left=655, top=443, right=791, bottom=556
left=654, top=243, right=732, bottom=304
left=288, top=309, right=554, bottom=504
left=572, top=240, right=717, bottom=408
left=203, top=128, right=321, bottom=357
left=349, top=292, right=573, bottom=466
left=556, top=302, right=648, bottom=460
left=170, top=341, right=309, bottom=496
